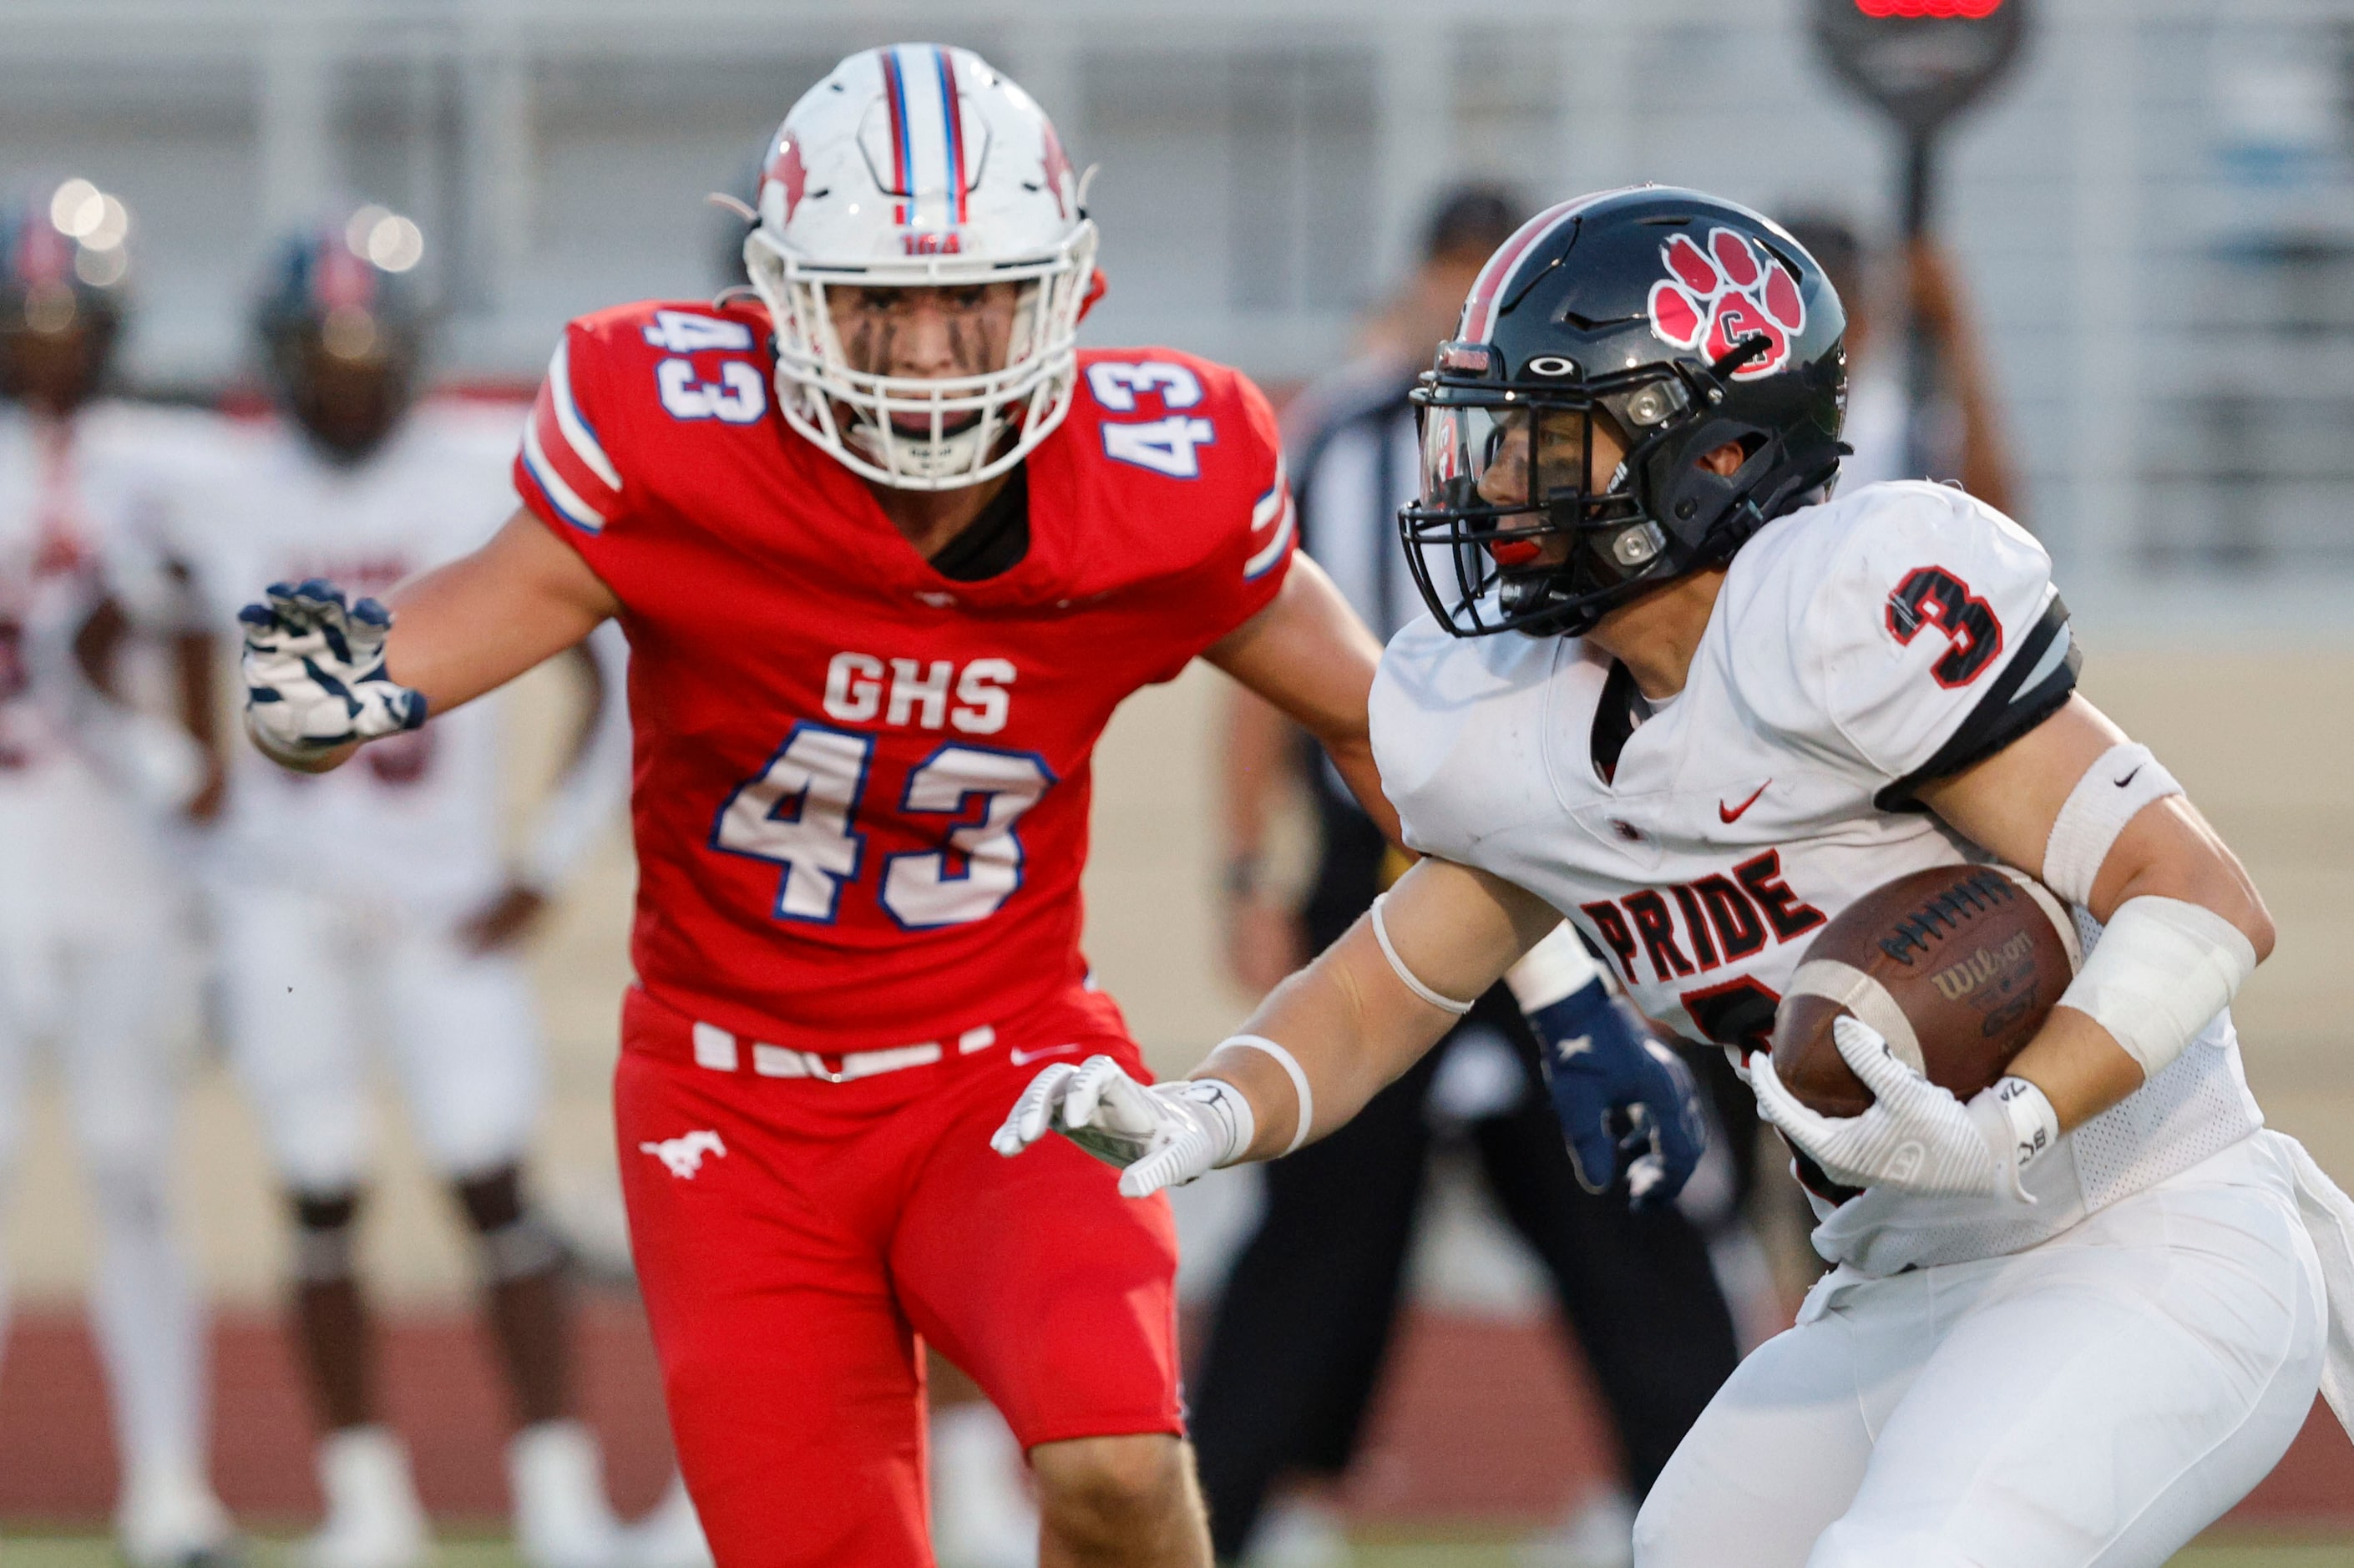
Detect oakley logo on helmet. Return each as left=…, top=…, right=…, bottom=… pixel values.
left=1526, top=355, right=1580, bottom=377
left=1645, top=229, right=1806, bottom=380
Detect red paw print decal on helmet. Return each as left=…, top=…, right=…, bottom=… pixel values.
left=1646, top=228, right=1806, bottom=380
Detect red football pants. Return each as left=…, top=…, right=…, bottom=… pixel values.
left=615, top=986, right=1184, bottom=1567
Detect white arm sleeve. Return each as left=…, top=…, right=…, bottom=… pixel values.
left=2040, top=741, right=2183, bottom=907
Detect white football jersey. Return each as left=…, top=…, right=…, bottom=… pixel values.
left=0, top=401, right=234, bottom=923
left=148, top=403, right=547, bottom=920
left=1371, top=480, right=2262, bottom=1275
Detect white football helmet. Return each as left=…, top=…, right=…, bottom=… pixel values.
left=745, top=43, right=1098, bottom=491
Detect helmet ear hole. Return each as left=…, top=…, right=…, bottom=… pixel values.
left=1696, top=435, right=1755, bottom=478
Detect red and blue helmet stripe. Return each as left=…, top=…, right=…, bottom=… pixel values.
left=935, top=47, right=968, bottom=225
left=881, top=47, right=914, bottom=220
left=878, top=44, right=969, bottom=230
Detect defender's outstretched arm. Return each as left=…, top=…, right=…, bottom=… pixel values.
left=382, top=509, right=621, bottom=711
left=242, top=509, right=618, bottom=774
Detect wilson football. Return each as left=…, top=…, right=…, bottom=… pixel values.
left=1769, top=862, right=2081, bottom=1118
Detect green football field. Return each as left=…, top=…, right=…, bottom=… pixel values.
left=0, top=1532, right=2346, bottom=1565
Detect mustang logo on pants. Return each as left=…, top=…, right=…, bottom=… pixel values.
left=641, top=1130, right=727, bottom=1179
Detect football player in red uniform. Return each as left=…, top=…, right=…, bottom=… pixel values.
left=235, top=45, right=1390, bottom=1568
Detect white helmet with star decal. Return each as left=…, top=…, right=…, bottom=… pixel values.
left=744, top=43, right=1099, bottom=491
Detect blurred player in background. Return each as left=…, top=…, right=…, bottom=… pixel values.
left=0, top=188, right=240, bottom=1566
left=1005, top=185, right=2354, bottom=1568
left=1779, top=214, right=2015, bottom=513
left=1202, top=185, right=1739, bottom=1568
left=119, top=214, right=648, bottom=1568
left=232, top=47, right=1395, bottom=1568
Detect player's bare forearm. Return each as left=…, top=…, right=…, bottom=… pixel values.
left=383, top=508, right=620, bottom=716
left=1192, top=857, right=1557, bottom=1156
left=1204, top=555, right=1400, bottom=840
left=1918, top=694, right=2275, bottom=1129
left=1220, top=686, right=1298, bottom=869
left=1318, top=731, right=1394, bottom=844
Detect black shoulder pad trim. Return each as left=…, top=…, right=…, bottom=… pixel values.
left=1874, top=590, right=2080, bottom=813
left=1591, top=658, right=1649, bottom=786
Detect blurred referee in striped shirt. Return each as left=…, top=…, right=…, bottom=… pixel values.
left=1191, top=188, right=1742, bottom=1568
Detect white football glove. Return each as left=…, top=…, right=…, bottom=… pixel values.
left=240, top=579, right=426, bottom=765
left=1749, top=1016, right=2043, bottom=1201
left=991, top=1054, right=1253, bottom=1198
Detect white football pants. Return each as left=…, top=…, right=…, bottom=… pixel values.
left=1635, top=1131, right=2327, bottom=1568
left=0, top=859, right=213, bottom=1494
left=214, top=883, right=544, bottom=1192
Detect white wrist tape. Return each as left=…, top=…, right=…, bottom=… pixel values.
left=1370, top=893, right=1476, bottom=1016
left=2042, top=743, right=2184, bottom=907
left=2058, top=896, right=2256, bottom=1080
left=1970, top=1075, right=2061, bottom=1205
left=1502, top=923, right=1602, bottom=1011
left=1991, top=1076, right=2059, bottom=1171
left=1215, top=1034, right=1317, bottom=1156
left=1179, top=1079, right=1257, bottom=1169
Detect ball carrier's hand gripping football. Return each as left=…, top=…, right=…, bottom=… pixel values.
left=240, top=579, right=428, bottom=766
left=1752, top=1015, right=2057, bottom=1201
left=1506, top=925, right=1707, bottom=1211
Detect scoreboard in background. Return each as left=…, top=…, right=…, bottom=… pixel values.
left=1854, top=0, right=2007, bottom=19
left=1815, top=0, right=2029, bottom=189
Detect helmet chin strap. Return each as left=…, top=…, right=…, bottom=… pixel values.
left=1702, top=332, right=1775, bottom=387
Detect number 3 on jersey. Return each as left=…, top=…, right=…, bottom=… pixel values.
left=710, top=723, right=1054, bottom=928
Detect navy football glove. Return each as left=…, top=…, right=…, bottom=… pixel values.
left=1508, top=926, right=1707, bottom=1210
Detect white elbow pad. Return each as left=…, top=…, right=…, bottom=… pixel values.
left=2042, top=742, right=2184, bottom=908
left=2058, top=896, right=2256, bottom=1080
left=1503, top=923, right=1602, bottom=1011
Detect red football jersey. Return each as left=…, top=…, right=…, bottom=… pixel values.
left=514, top=301, right=1295, bottom=1054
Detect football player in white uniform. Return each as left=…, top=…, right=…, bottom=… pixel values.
left=129, top=218, right=642, bottom=1568
left=1000, top=187, right=2354, bottom=1567
left=0, top=192, right=240, bottom=1565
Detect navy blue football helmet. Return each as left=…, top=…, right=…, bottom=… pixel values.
left=255, top=210, right=431, bottom=462
left=1400, top=185, right=1848, bottom=638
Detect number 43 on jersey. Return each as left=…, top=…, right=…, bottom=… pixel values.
left=711, top=723, right=1055, bottom=930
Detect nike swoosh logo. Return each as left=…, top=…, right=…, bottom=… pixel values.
left=1009, top=1043, right=1082, bottom=1066
left=2114, top=765, right=2143, bottom=788
left=1719, top=781, right=1771, bottom=823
